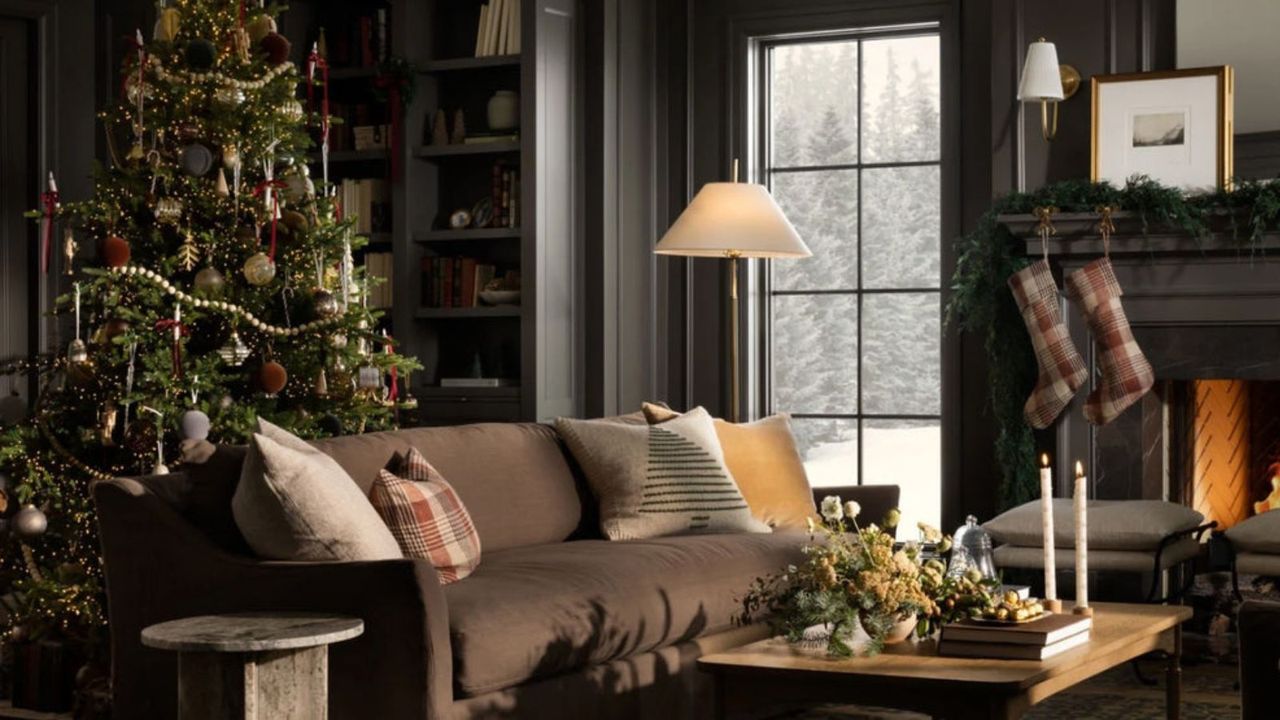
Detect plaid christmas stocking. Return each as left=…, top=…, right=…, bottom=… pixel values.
left=1065, top=256, right=1154, bottom=425
left=1009, top=260, right=1087, bottom=429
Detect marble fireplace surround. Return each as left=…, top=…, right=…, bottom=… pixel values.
left=1005, top=212, right=1280, bottom=507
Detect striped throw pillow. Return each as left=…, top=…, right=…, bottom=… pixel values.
left=370, top=448, right=481, bottom=583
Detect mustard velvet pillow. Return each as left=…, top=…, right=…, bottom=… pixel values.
left=642, top=403, right=818, bottom=529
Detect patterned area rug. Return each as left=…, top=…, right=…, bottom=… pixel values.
left=778, top=661, right=1240, bottom=720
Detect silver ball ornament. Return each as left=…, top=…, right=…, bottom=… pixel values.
left=213, top=87, right=246, bottom=107
left=13, top=504, right=48, bottom=538
left=242, top=252, right=277, bottom=286
left=313, top=289, right=340, bottom=319
left=194, top=267, right=227, bottom=296
left=181, top=409, right=211, bottom=441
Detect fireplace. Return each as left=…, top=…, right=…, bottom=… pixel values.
left=1006, top=212, right=1280, bottom=522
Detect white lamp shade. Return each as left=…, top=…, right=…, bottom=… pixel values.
left=1017, top=40, right=1065, bottom=101
left=655, top=182, right=810, bottom=258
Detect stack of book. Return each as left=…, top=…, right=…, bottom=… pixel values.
left=421, top=257, right=498, bottom=309
left=474, top=0, right=521, bottom=57
left=938, top=613, right=1092, bottom=660
left=339, top=178, right=390, bottom=234
left=491, top=163, right=519, bottom=229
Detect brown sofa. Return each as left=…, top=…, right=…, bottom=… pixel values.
left=93, top=421, right=898, bottom=720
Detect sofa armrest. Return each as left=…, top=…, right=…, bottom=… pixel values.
left=94, top=476, right=453, bottom=720
left=810, top=485, right=901, bottom=537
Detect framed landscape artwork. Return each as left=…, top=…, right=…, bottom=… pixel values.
left=1091, top=66, right=1233, bottom=191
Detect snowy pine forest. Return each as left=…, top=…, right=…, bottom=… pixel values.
left=766, top=36, right=942, bottom=531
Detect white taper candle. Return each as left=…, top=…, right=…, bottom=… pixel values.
left=1040, top=454, right=1057, bottom=603
left=1074, top=461, right=1090, bottom=614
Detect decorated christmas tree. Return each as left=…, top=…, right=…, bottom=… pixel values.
left=0, top=0, right=417, bottom=658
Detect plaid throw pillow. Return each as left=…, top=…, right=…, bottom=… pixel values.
left=370, top=448, right=481, bottom=583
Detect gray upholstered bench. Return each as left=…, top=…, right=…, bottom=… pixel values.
left=1225, top=511, right=1280, bottom=596
left=984, top=500, right=1215, bottom=602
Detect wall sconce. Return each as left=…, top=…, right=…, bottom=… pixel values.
left=1017, top=38, right=1081, bottom=141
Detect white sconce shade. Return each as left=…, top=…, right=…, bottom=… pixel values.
left=1018, top=39, right=1065, bottom=101
left=655, top=182, right=810, bottom=259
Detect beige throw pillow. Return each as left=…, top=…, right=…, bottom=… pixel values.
left=232, top=418, right=402, bottom=561
left=555, top=407, right=770, bottom=540
left=642, top=403, right=818, bottom=529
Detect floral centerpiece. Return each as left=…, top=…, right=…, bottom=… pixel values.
left=739, top=496, right=1002, bottom=657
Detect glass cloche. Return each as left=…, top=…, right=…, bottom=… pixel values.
left=946, top=514, right=999, bottom=580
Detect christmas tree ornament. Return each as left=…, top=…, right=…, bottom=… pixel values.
left=247, top=14, right=277, bottom=43
left=13, top=505, right=48, bottom=538
left=98, top=403, right=119, bottom=446
left=357, top=363, right=382, bottom=392
left=260, top=32, right=291, bottom=65
left=124, top=74, right=155, bottom=106
left=185, top=38, right=217, bottom=71
left=181, top=410, right=211, bottom=441
left=154, top=196, right=184, bottom=224
left=68, top=283, right=88, bottom=363
left=153, top=7, right=181, bottom=42
left=232, top=27, right=252, bottom=62
left=285, top=165, right=315, bottom=202
left=282, top=209, right=309, bottom=234
left=0, top=392, right=25, bottom=425
left=102, top=234, right=132, bottom=268
left=175, top=121, right=202, bottom=141
left=218, top=330, right=250, bottom=366
left=214, top=168, right=230, bottom=197
left=259, top=360, right=288, bottom=395
left=313, top=368, right=329, bottom=398
left=399, top=373, right=418, bottom=410
left=39, top=173, right=58, bottom=275
left=180, top=143, right=216, bottom=177
left=330, top=333, right=347, bottom=349
left=62, top=228, right=78, bottom=276
left=279, top=99, right=305, bottom=121
left=243, top=252, right=277, bottom=286
left=222, top=144, right=240, bottom=170
left=213, top=86, right=245, bottom=107
left=312, top=288, right=339, bottom=318
left=156, top=303, right=187, bottom=378
left=194, top=267, right=226, bottom=296
left=141, top=406, right=169, bottom=474
left=177, top=231, right=199, bottom=270
left=102, top=317, right=131, bottom=341
left=318, top=414, right=343, bottom=436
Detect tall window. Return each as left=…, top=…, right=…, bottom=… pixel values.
left=761, top=29, right=942, bottom=533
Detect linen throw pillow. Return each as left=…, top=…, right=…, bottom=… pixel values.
left=642, top=403, right=818, bottom=529
left=370, top=448, right=481, bottom=583
left=555, top=407, right=770, bottom=540
left=232, top=418, right=402, bottom=561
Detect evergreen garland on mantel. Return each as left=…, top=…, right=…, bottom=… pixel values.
left=947, top=176, right=1280, bottom=510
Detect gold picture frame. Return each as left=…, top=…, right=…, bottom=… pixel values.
left=1090, top=66, right=1233, bottom=191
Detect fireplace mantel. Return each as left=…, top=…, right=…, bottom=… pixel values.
left=999, top=211, right=1280, bottom=258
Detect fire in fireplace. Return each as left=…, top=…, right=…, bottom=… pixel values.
left=1188, top=380, right=1280, bottom=528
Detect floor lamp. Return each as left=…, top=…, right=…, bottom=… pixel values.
left=654, top=163, right=810, bottom=421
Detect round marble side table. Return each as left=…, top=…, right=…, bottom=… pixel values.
left=141, top=613, right=363, bottom=720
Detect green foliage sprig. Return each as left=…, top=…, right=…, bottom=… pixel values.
left=947, top=176, right=1280, bottom=509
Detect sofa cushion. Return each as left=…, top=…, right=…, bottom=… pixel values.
left=642, top=403, right=817, bottom=529
left=232, top=419, right=402, bottom=561
left=311, top=423, right=584, bottom=552
left=371, top=448, right=481, bottom=583
left=984, top=499, right=1203, bottom=551
left=556, top=408, right=770, bottom=540
left=1227, top=511, right=1280, bottom=553
left=443, top=532, right=807, bottom=697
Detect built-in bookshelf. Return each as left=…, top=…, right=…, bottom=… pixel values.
left=285, top=0, right=578, bottom=424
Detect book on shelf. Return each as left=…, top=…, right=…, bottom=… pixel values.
left=940, top=613, right=1092, bottom=647
left=420, top=257, right=499, bottom=309
left=364, top=252, right=394, bottom=309
left=491, top=161, right=520, bottom=229
left=937, top=627, right=1091, bottom=661
left=474, top=0, right=521, bottom=57
left=340, top=178, right=390, bottom=234
left=322, top=8, right=389, bottom=69
left=464, top=133, right=521, bottom=145
left=439, top=378, right=517, bottom=388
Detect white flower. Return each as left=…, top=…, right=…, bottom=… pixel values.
left=820, top=496, right=844, bottom=522
left=843, top=501, right=861, bottom=520
left=917, top=521, right=942, bottom=543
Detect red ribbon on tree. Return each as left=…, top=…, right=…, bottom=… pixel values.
left=374, top=74, right=404, bottom=181
left=154, top=318, right=190, bottom=378
left=306, top=45, right=331, bottom=147
left=251, top=179, right=288, bottom=260
left=39, top=177, right=58, bottom=275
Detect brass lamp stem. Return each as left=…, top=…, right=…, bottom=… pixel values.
left=727, top=251, right=741, bottom=423
left=1040, top=99, right=1059, bottom=141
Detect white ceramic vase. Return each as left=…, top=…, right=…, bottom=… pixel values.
left=487, top=90, right=520, bottom=131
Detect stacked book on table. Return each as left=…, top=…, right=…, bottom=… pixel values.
left=938, top=613, right=1092, bottom=660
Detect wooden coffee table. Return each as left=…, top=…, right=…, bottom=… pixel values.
left=699, top=602, right=1190, bottom=720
